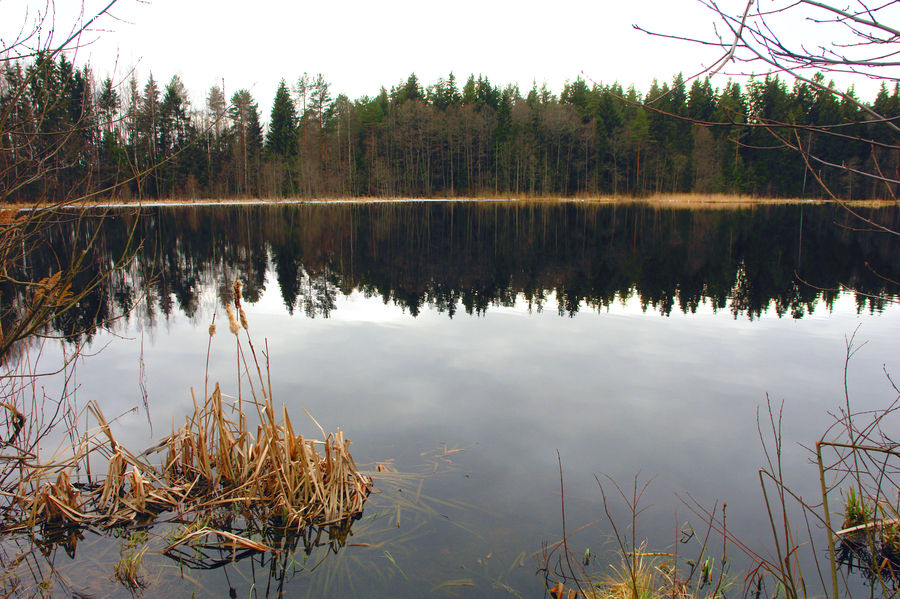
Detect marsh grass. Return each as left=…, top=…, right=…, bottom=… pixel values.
left=113, top=529, right=149, bottom=590
left=834, top=490, right=900, bottom=591
left=13, top=192, right=898, bottom=210
left=543, top=331, right=899, bottom=599
left=0, top=290, right=372, bottom=597
left=546, top=546, right=729, bottom=599
left=541, top=462, right=731, bottom=599
left=585, top=549, right=708, bottom=599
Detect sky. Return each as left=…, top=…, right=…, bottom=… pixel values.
left=1, top=0, right=891, bottom=119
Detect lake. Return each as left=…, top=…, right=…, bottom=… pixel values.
left=2, top=201, right=899, bottom=597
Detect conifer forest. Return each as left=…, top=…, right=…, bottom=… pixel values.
left=3, top=58, right=899, bottom=204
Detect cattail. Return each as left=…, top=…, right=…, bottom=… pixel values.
left=208, top=323, right=216, bottom=337
left=239, top=307, right=248, bottom=330
left=232, top=280, right=243, bottom=309
left=225, top=303, right=240, bottom=336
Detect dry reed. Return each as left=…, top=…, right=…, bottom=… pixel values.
left=1, top=387, right=371, bottom=535
left=0, top=297, right=372, bottom=549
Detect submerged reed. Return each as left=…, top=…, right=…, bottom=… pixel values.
left=113, top=530, right=148, bottom=590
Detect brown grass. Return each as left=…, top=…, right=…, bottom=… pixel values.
left=0, top=298, right=372, bottom=542
left=1, top=388, right=371, bottom=535
left=3, top=193, right=897, bottom=210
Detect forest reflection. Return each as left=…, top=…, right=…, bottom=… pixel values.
left=5, top=201, right=898, bottom=344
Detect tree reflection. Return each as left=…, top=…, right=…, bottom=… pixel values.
left=10, top=202, right=898, bottom=341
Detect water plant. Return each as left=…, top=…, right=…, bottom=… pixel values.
left=541, top=452, right=731, bottom=599
left=842, top=487, right=874, bottom=530
left=113, top=529, right=149, bottom=590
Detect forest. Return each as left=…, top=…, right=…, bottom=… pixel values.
left=2, top=55, right=899, bottom=204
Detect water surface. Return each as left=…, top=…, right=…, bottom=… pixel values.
left=5, top=202, right=899, bottom=597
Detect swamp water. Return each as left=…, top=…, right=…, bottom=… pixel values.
left=3, top=201, right=899, bottom=597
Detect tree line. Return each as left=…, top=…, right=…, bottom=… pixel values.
left=2, top=55, right=899, bottom=203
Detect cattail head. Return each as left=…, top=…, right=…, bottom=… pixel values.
left=208, top=323, right=216, bottom=337
left=225, top=303, right=240, bottom=336
left=232, top=280, right=243, bottom=309
left=239, top=307, right=249, bottom=330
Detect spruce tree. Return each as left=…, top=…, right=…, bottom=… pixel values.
left=267, top=79, right=298, bottom=158
left=229, top=89, right=259, bottom=195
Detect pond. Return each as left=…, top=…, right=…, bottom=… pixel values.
left=2, top=201, right=899, bottom=597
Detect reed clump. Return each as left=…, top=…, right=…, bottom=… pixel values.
left=0, top=288, right=372, bottom=545
left=1, top=387, right=371, bottom=535
left=834, top=491, right=900, bottom=588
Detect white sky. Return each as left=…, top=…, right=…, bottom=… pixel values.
left=1, top=0, right=891, bottom=119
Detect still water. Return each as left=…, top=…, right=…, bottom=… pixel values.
left=5, top=201, right=899, bottom=597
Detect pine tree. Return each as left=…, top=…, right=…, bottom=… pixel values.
left=206, top=84, right=227, bottom=137
left=396, top=73, right=422, bottom=104
left=294, top=72, right=310, bottom=118
left=430, top=72, right=460, bottom=110
left=246, top=102, right=264, bottom=196
left=159, top=75, right=193, bottom=195
left=309, top=73, right=332, bottom=131
left=97, top=76, right=119, bottom=134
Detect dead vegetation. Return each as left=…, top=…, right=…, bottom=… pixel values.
left=0, top=281, right=372, bottom=559
left=0, top=388, right=371, bottom=535
left=6, top=193, right=896, bottom=211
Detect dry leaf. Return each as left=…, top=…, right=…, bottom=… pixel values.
left=549, top=582, right=565, bottom=599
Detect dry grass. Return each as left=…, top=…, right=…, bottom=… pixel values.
left=0, top=287, right=372, bottom=547
left=0, top=387, right=371, bottom=535
left=542, top=460, right=731, bottom=599
left=4, top=193, right=896, bottom=210
left=635, top=193, right=828, bottom=209
left=547, top=549, right=727, bottom=599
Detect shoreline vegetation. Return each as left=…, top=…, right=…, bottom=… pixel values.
left=4, top=193, right=898, bottom=211
left=0, top=282, right=373, bottom=595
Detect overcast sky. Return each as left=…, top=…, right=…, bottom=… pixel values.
left=1, top=0, right=889, bottom=119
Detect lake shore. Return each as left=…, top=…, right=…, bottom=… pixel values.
left=4, top=192, right=898, bottom=210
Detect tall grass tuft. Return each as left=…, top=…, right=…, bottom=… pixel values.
left=0, top=295, right=372, bottom=542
